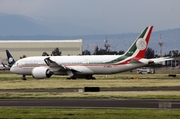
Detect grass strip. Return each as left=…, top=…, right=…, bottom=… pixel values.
left=1, top=91, right=180, bottom=99
left=0, top=108, right=179, bottom=119
left=0, top=78, right=180, bottom=89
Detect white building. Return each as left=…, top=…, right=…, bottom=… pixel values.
left=0, top=39, right=82, bottom=63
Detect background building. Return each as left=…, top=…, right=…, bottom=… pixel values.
left=0, top=39, right=82, bottom=63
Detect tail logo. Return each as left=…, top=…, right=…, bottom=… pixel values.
left=136, top=38, right=147, bottom=50
left=9, top=57, right=14, bottom=63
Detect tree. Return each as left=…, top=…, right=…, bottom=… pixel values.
left=118, top=50, right=124, bottom=55
left=51, top=48, right=61, bottom=56
left=145, top=47, right=155, bottom=58
left=169, top=50, right=179, bottom=57
left=42, top=52, right=49, bottom=56
left=93, top=45, right=99, bottom=55
left=82, top=50, right=91, bottom=55
left=20, top=55, right=26, bottom=59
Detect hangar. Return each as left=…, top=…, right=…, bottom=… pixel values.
left=0, top=39, right=82, bottom=63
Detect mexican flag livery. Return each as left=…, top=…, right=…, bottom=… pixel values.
left=10, top=26, right=172, bottom=80
left=124, top=26, right=153, bottom=59
left=106, top=26, right=153, bottom=65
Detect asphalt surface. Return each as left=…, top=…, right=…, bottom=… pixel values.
left=0, top=88, right=180, bottom=109
left=0, top=99, right=180, bottom=109
left=1, top=87, right=180, bottom=93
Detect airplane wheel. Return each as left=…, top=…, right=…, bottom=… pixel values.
left=92, top=77, right=96, bottom=80
left=71, top=76, right=76, bottom=79
left=86, top=75, right=96, bottom=80
left=67, top=76, right=76, bottom=80
left=71, top=77, right=76, bottom=80
left=22, top=78, right=26, bottom=80
left=66, top=77, right=71, bottom=80
left=21, top=75, right=26, bottom=80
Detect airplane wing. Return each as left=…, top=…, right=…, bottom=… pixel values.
left=148, top=57, right=174, bottom=64
left=44, top=57, right=81, bottom=72
left=44, top=57, right=66, bottom=69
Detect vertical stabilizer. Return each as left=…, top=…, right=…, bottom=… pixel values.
left=6, top=50, right=15, bottom=67
left=124, top=26, right=153, bottom=59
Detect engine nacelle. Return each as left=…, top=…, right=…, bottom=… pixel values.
left=32, top=67, right=53, bottom=79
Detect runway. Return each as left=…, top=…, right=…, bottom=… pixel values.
left=0, top=98, right=180, bottom=109
left=0, top=88, right=180, bottom=109
left=1, top=87, right=180, bottom=93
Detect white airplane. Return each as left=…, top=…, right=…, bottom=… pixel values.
left=0, top=50, right=15, bottom=70
left=0, top=65, right=7, bottom=70
left=10, top=26, right=172, bottom=80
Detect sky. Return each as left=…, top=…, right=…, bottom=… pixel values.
left=0, top=0, right=180, bottom=35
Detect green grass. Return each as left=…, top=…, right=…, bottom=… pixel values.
left=0, top=71, right=180, bottom=99
left=0, top=72, right=179, bottom=119
left=1, top=70, right=180, bottom=80
left=1, top=71, right=180, bottom=89
left=0, top=78, right=180, bottom=89
left=1, top=91, right=180, bottom=99
left=0, top=108, right=179, bottom=119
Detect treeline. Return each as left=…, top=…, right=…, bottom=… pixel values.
left=82, top=47, right=156, bottom=58
left=82, top=46, right=179, bottom=59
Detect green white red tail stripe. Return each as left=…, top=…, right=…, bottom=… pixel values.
left=106, top=26, right=153, bottom=65
left=127, top=26, right=153, bottom=59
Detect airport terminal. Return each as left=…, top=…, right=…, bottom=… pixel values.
left=0, top=39, right=82, bottom=63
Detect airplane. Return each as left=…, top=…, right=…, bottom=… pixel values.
left=10, top=26, right=172, bottom=80
left=0, top=50, right=15, bottom=70
left=6, top=50, right=16, bottom=67
left=0, top=64, right=7, bottom=70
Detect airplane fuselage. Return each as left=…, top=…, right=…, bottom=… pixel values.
left=10, top=55, right=146, bottom=76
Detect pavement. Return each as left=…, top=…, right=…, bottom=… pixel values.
left=0, top=98, right=179, bottom=109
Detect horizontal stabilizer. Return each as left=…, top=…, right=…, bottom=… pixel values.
left=149, top=57, right=174, bottom=64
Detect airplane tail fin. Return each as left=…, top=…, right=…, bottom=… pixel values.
left=6, top=50, right=15, bottom=67
left=124, top=26, right=153, bottom=59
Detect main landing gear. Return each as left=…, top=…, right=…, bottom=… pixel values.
left=66, top=75, right=96, bottom=80
left=86, top=75, right=96, bottom=80
left=21, top=75, right=26, bottom=80
left=66, top=76, right=76, bottom=80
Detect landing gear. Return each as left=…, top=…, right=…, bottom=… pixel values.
left=21, top=75, right=26, bottom=80
left=66, top=76, right=76, bottom=80
left=66, top=71, right=76, bottom=80
left=86, top=75, right=96, bottom=80
left=66, top=75, right=96, bottom=80
left=66, top=70, right=96, bottom=80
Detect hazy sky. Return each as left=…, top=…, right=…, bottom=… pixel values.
left=0, top=0, right=179, bottom=35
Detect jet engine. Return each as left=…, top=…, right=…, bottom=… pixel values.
left=32, top=67, right=53, bottom=79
